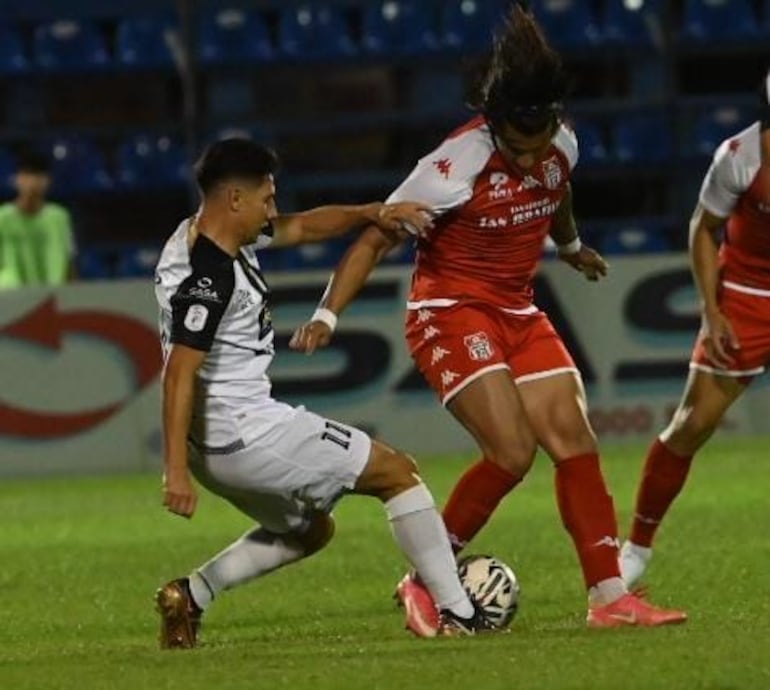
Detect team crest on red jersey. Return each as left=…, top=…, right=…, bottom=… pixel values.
left=463, top=331, right=494, bottom=361
left=541, top=156, right=563, bottom=190
left=434, top=158, right=452, bottom=179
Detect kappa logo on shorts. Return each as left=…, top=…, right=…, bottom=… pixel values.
left=184, top=304, right=209, bottom=332
left=463, top=331, right=494, bottom=361
left=431, top=346, right=451, bottom=365
left=423, top=325, right=441, bottom=341
left=417, top=308, right=435, bottom=323
left=441, top=370, right=460, bottom=388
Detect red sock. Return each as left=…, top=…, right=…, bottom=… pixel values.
left=442, top=458, right=522, bottom=552
left=555, top=453, right=620, bottom=588
left=629, top=438, right=693, bottom=548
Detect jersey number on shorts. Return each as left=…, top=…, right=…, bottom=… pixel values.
left=322, top=420, right=352, bottom=450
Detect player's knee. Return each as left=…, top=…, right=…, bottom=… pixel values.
left=542, top=417, right=598, bottom=460
left=354, top=443, right=421, bottom=501
left=296, top=512, right=335, bottom=555
left=486, top=437, right=537, bottom=476
left=667, top=406, right=717, bottom=452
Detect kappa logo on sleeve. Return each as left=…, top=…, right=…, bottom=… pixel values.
left=433, top=158, right=452, bottom=179
left=184, top=304, right=209, bottom=332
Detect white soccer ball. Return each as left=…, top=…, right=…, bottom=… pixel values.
left=457, top=554, right=520, bottom=629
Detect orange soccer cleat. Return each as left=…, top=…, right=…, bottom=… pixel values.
left=587, top=590, right=687, bottom=628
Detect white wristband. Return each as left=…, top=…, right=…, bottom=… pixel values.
left=557, top=237, right=582, bottom=256
left=312, top=307, right=338, bottom=332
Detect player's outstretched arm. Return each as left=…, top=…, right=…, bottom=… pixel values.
left=161, top=344, right=206, bottom=518
left=550, top=184, right=608, bottom=281
left=270, top=201, right=431, bottom=247
left=689, top=203, right=738, bottom=368
left=289, top=225, right=405, bottom=354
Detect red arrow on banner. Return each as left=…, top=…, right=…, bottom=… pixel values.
left=0, top=298, right=162, bottom=439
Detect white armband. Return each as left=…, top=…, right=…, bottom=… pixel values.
left=557, top=237, right=582, bottom=256
left=312, top=307, right=338, bottom=332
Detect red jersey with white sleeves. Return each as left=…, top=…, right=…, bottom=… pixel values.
left=387, top=115, right=578, bottom=311
left=699, top=122, right=770, bottom=292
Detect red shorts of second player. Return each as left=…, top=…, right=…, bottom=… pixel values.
left=405, top=301, right=578, bottom=404
left=690, top=282, right=770, bottom=379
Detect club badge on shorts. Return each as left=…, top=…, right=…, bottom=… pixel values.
left=464, top=332, right=494, bottom=361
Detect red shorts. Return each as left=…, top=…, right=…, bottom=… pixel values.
left=691, top=283, right=770, bottom=379
left=405, top=302, right=577, bottom=404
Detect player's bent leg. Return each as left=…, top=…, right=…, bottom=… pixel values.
left=519, top=372, right=625, bottom=607
left=441, top=370, right=537, bottom=551
left=661, top=369, right=746, bottom=456
left=354, top=441, right=491, bottom=637
left=623, top=369, right=747, bottom=585
left=156, top=511, right=335, bottom=650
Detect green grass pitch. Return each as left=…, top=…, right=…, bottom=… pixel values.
left=2, top=438, right=769, bottom=690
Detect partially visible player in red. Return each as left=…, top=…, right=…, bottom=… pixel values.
left=291, top=5, right=686, bottom=628
left=621, top=73, right=770, bottom=585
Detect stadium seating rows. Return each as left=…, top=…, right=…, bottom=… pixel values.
left=0, top=0, right=769, bottom=73
left=0, top=105, right=756, bottom=198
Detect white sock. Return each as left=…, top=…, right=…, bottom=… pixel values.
left=385, top=483, right=474, bottom=619
left=588, top=576, right=627, bottom=607
left=624, top=541, right=653, bottom=560
left=188, top=527, right=306, bottom=610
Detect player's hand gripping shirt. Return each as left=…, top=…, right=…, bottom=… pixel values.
left=699, top=122, right=770, bottom=292
left=388, top=115, right=578, bottom=311
left=155, top=220, right=276, bottom=448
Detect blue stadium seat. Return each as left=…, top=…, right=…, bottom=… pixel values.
left=681, top=0, right=758, bottom=41
left=199, top=8, right=273, bottom=65
left=573, top=121, right=608, bottom=165
left=603, top=0, right=663, bottom=47
left=116, top=15, right=176, bottom=69
left=0, top=24, right=28, bottom=74
left=600, top=221, right=671, bottom=255
left=116, top=245, right=162, bottom=278
left=612, top=114, right=672, bottom=163
left=692, top=106, right=754, bottom=157
left=33, top=20, right=109, bottom=71
left=0, top=148, right=15, bottom=197
left=531, top=0, right=602, bottom=49
left=117, top=134, right=188, bottom=189
left=442, top=0, right=507, bottom=52
left=278, top=5, right=356, bottom=60
left=362, top=1, right=439, bottom=56
left=77, top=247, right=114, bottom=280
left=49, top=138, right=112, bottom=194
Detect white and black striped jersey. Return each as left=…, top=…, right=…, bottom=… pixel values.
left=155, top=219, right=279, bottom=446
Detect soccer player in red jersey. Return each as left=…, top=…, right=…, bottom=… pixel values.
left=621, top=73, right=770, bottom=585
left=291, top=5, right=686, bottom=628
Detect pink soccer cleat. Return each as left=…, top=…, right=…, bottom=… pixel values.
left=587, top=591, right=687, bottom=628
left=395, top=572, right=441, bottom=638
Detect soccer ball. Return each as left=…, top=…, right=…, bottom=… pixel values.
left=457, top=554, right=520, bottom=629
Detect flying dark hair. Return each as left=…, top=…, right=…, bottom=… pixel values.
left=195, top=138, right=279, bottom=195
left=469, top=4, right=571, bottom=135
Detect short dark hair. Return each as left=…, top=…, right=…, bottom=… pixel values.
left=16, top=149, right=52, bottom=175
left=469, top=4, right=571, bottom=135
left=194, top=138, right=279, bottom=195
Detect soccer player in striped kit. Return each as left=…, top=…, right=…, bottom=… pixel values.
left=153, top=138, right=497, bottom=648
